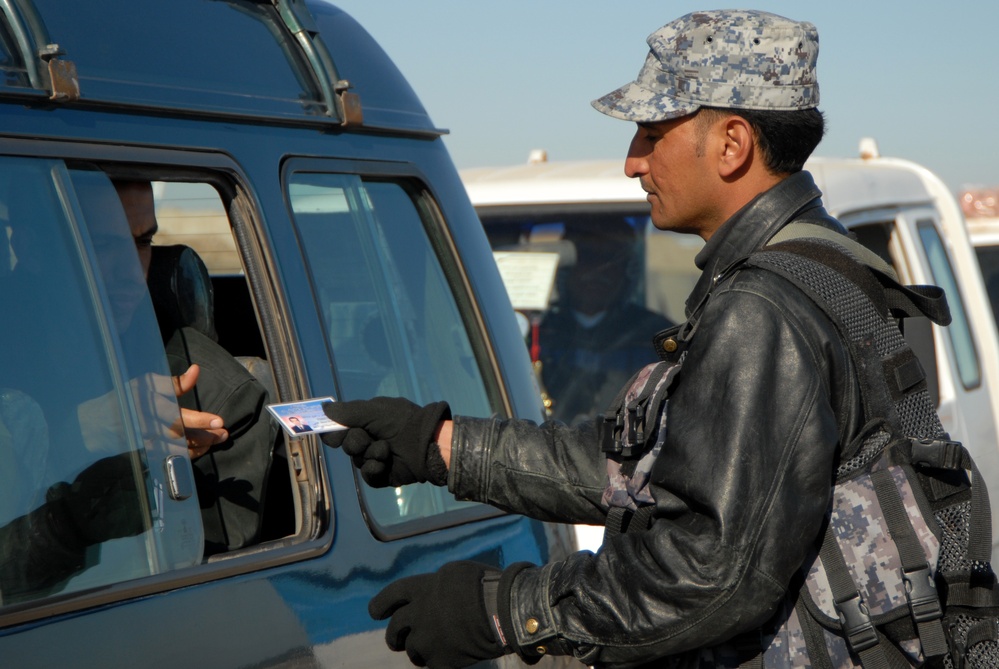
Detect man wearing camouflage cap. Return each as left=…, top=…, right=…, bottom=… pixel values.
left=322, top=10, right=864, bottom=667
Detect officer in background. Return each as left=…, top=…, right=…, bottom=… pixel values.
left=539, top=219, right=673, bottom=425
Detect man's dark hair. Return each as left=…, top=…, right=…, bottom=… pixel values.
left=700, top=107, right=826, bottom=175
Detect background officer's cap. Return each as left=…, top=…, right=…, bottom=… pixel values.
left=592, top=9, right=819, bottom=122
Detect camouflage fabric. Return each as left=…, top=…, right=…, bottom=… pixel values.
left=821, top=628, right=857, bottom=669
left=804, top=461, right=941, bottom=621
left=759, top=602, right=810, bottom=669
left=602, top=361, right=680, bottom=511
left=592, top=9, right=819, bottom=122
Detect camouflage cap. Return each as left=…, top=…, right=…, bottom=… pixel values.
left=592, top=10, right=819, bottom=122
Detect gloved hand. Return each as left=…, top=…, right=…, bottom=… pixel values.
left=369, top=561, right=509, bottom=669
left=321, top=397, right=451, bottom=488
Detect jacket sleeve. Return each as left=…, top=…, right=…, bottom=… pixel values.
left=449, top=415, right=611, bottom=526
left=454, top=270, right=855, bottom=666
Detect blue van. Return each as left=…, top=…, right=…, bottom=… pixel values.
left=0, top=1, right=572, bottom=666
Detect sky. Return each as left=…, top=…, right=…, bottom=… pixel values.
left=332, top=1, right=999, bottom=195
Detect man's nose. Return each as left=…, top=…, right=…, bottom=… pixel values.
left=624, top=130, right=648, bottom=179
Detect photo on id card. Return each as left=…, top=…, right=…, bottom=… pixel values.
left=267, top=397, right=347, bottom=438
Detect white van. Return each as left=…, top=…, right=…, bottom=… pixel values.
left=462, top=141, right=999, bottom=557
left=957, top=188, right=999, bottom=330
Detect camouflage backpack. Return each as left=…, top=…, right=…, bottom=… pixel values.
left=598, top=224, right=999, bottom=667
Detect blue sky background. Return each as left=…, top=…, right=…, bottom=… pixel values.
left=333, top=1, right=998, bottom=194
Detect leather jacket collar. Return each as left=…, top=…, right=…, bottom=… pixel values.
left=684, top=170, right=828, bottom=318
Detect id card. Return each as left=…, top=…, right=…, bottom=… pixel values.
left=267, top=397, right=347, bottom=438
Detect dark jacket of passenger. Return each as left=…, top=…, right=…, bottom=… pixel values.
left=164, top=327, right=277, bottom=556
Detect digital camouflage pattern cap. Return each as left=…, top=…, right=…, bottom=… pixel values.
left=592, top=9, right=819, bottom=122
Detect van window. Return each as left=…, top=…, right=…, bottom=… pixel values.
left=0, top=159, right=202, bottom=607
left=288, top=173, right=489, bottom=530
left=975, top=245, right=999, bottom=329
left=478, top=205, right=700, bottom=425
left=21, top=0, right=316, bottom=117
left=918, top=220, right=982, bottom=389
left=0, top=21, right=29, bottom=89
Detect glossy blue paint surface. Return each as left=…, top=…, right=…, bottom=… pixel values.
left=0, top=2, right=560, bottom=665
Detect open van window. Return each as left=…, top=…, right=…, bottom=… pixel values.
left=0, top=160, right=326, bottom=613
left=147, top=177, right=306, bottom=555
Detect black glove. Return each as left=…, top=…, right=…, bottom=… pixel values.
left=321, top=397, right=451, bottom=487
left=368, top=561, right=509, bottom=668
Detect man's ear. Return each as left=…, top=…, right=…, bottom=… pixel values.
left=718, top=116, right=754, bottom=178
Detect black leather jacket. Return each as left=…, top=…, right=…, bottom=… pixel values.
left=448, top=172, right=866, bottom=667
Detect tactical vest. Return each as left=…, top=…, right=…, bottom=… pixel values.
left=597, top=225, right=999, bottom=668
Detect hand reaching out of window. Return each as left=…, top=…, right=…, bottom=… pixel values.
left=173, top=364, right=228, bottom=459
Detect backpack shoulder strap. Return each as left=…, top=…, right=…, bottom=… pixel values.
left=749, top=237, right=946, bottom=445
left=769, top=223, right=951, bottom=326
left=771, top=221, right=898, bottom=279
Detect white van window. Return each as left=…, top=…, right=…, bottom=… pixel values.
left=918, top=221, right=982, bottom=390
left=975, top=245, right=999, bottom=329
left=288, top=173, right=487, bottom=528
left=479, top=206, right=699, bottom=425
left=0, top=159, right=203, bottom=608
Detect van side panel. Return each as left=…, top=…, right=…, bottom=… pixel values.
left=0, top=1, right=568, bottom=665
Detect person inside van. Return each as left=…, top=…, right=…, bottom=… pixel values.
left=112, top=178, right=279, bottom=557
left=539, top=219, right=673, bottom=424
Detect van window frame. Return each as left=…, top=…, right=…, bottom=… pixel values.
left=915, top=218, right=983, bottom=391
left=281, top=156, right=510, bottom=540
left=0, top=138, right=334, bottom=629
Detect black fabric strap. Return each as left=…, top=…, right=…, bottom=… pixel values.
left=603, top=507, right=628, bottom=540
left=876, top=278, right=950, bottom=326
left=734, top=632, right=764, bottom=669
left=881, top=348, right=927, bottom=401
left=967, top=458, right=994, bottom=565
left=796, top=596, right=836, bottom=669
left=769, top=222, right=897, bottom=278
left=870, top=468, right=948, bottom=659
left=748, top=249, right=894, bottom=424
left=904, top=438, right=994, bottom=565
left=965, top=618, right=999, bottom=650
left=942, top=579, right=999, bottom=608
left=763, top=232, right=951, bottom=326
left=819, top=525, right=891, bottom=666
left=602, top=505, right=655, bottom=541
